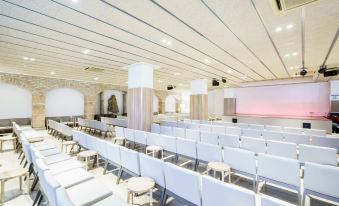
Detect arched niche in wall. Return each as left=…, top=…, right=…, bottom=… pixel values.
left=95, top=90, right=125, bottom=115
left=45, top=88, right=84, bottom=117
left=153, top=95, right=159, bottom=114
left=0, top=83, right=32, bottom=119
left=165, top=95, right=177, bottom=113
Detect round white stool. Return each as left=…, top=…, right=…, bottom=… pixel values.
left=127, top=177, right=155, bottom=206
left=146, top=145, right=163, bottom=158
left=77, top=150, right=98, bottom=170
left=207, top=162, right=231, bottom=182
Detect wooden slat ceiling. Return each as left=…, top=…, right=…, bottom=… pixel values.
left=0, top=0, right=338, bottom=90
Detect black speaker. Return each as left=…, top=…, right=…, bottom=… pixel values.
left=324, top=69, right=338, bottom=77
left=303, top=122, right=311, bottom=129
left=232, top=118, right=238, bottom=123
left=212, top=79, right=219, bottom=86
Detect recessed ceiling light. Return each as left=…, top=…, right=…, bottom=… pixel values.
left=161, top=38, right=172, bottom=46
left=241, top=76, right=247, bottom=79
left=227, top=70, right=233, bottom=73
left=289, top=67, right=294, bottom=70
left=285, top=53, right=290, bottom=57
left=83, top=49, right=90, bottom=54
left=23, top=56, right=28, bottom=60
left=292, top=52, right=297, bottom=56
left=204, top=59, right=211, bottom=64
left=71, top=0, right=78, bottom=3
left=295, top=66, right=299, bottom=69
left=275, top=27, right=282, bottom=32
left=125, top=81, right=128, bottom=84
left=286, top=24, right=294, bottom=29
left=174, top=72, right=181, bottom=76
left=93, top=77, right=99, bottom=80
left=158, top=80, right=163, bottom=83
left=30, top=58, right=35, bottom=61
left=179, top=83, right=183, bottom=86
left=50, top=71, right=55, bottom=75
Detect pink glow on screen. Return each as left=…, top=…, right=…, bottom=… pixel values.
left=235, top=82, right=330, bottom=117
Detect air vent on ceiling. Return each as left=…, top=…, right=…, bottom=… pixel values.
left=84, top=67, right=104, bottom=73
left=270, top=0, right=320, bottom=12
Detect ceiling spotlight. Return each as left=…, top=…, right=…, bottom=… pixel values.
left=275, top=27, right=282, bottom=32
left=30, top=58, right=35, bottom=61
left=50, top=71, right=55, bottom=75
left=300, top=68, right=307, bottom=76
left=71, top=0, right=78, bottom=2
left=286, top=24, right=294, bottom=29
left=289, top=66, right=294, bottom=70
left=178, top=83, right=183, bottom=86
left=93, top=77, right=99, bottom=80
left=167, top=85, right=176, bottom=90
left=318, top=65, right=327, bottom=74
left=227, top=70, right=233, bottom=73
left=161, top=38, right=172, bottom=46
left=23, top=56, right=28, bottom=60
left=158, top=80, right=163, bottom=83
left=221, top=77, right=226, bottom=83
left=212, top=79, right=219, bottom=86
left=83, top=49, right=90, bottom=54
left=284, top=53, right=290, bottom=57
left=292, top=52, right=297, bottom=56
left=125, top=81, right=128, bottom=84
left=241, top=76, right=247, bottom=79
left=204, top=59, right=211, bottom=64
left=174, top=72, right=181, bottom=76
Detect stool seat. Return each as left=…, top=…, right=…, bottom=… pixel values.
left=0, top=168, right=27, bottom=180
left=28, top=137, right=44, bottom=143
left=114, top=136, right=125, bottom=141
left=0, top=136, right=16, bottom=141
left=146, top=145, right=163, bottom=152
left=127, top=177, right=155, bottom=193
left=62, top=141, right=76, bottom=146
left=207, top=162, right=230, bottom=172
left=78, top=150, right=97, bottom=157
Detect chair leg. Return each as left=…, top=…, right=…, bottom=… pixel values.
left=103, top=160, right=108, bottom=175
left=20, top=156, right=25, bottom=165
left=18, top=150, right=23, bottom=159
left=32, top=190, right=41, bottom=206
left=194, top=159, right=198, bottom=171
left=116, top=167, right=123, bottom=184
left=160, top=188, right=166, bottom=206
left=161, top=192, right=168, bottom=206
left=37, top=192, right=44, bottom=206
left=23, top=160, right=27, bottom=168
left=31, top=176, right=39, bottom=192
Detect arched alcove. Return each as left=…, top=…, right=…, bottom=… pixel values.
left=95, top=90, right=125, bottom=115
left=0, top=83, right=32, bottom=119
left=45, top=88, right=84, bottom=117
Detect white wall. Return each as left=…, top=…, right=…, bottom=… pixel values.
left=165, top=95, right=176, bottom=113
left=0, top=83, right=32, bottom=119
left=179, top=90, right=190, bottom=114
left=330, top=80, right=339, bottom=95
left=208, top=89, right=224, bottom=117
left=153, top=95, right=159, bottom=113
left=45, top=88, right=84, bottom=117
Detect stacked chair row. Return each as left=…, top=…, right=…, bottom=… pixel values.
left=160, top=120, right=327, bottom=136
left=100, top=117, right=127, bottom=128
left=47, top=120, right=73, bottom=141
left=78, top=118, right=111, bottom=138
left=75, top=129, right=339, bottom=206
left=15, top=124, right=127, bottom=206
left=152, top=124, right=339, bottom=152
left=73, top=130, right=286, bottom=206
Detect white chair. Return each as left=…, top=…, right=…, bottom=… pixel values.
left=163, top=162, right=201, bottom=206
left=283, top=127, right=303, bottom=134
left=117, top=147, right=140, bottom=184
left=159, top=134, right=177, bottom=156
left=257, top=153, right=301, bottom=200
left=248, top=124, right=265, bottom=131
left=177, top=122, right=187, bottom=129
left=299, top=144, right=337, bottom=166
left=160, top=126, right=173, bottom=136
left=284, top=133, right=310, bottom=145
left=235, top=123, right=248, bottom=129
left=124, top=128, right=135, bottom=145
left=218, top=134, right=240, bottom=148
left=185, top=129, right=200, bottom=141
left=265, top=125, right=282, bottom=132
left=242, top=128, right=262, bottom=138
left=104, top=143, right=121, bottom=174
left=262, top=131, right=284, bottom=142
left=187, top=123, right=200, bottom=130
left=223, top=147, right=256, bottom=189
left=261, top=195, right=293, bottom=206
left=146, top=132, right=161, bottom=146
left=134, top=130, right=147, bottom=148
left=303, top=162, right=339, bottom=204
left=241, top=136, right=266, bottom=154
left=191, top=120, right=201, bottom=124
left=173, top=127, right=185, bottom=138
left=213, top=121, right=234, bottom=128
left=303, top=128, right=326, bottom=136
left=151, top=124, right=160, bottom=134
left=197, top=142, right=223, bottom=164
left=266, top=140, right=297, bottom=159
left=183, top=119, right=191, bottom=123
left=200, top=131, right=219, bottom=145
left=201, top=175, right=256, bottom=206
left=211, top=125, right=225, bottom=134
left=115, top=126, right=124, bottom=138
left=226, top=127, right=242, bottom=136
left=311, top=135, right=339, bottom=152
left=200, top=124, right=211, bottom=132
left=200, top=120, right=211, bottom=125
left=176, top=138, right=197, bottom=168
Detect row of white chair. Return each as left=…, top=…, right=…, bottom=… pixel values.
left=72, top=130, right=295, bottom=206
left=160, top=120, right=327, bottom=136
left=152, top=125, right=339, bottom=152
left=78, top=118, right=111, bottom=138
left=47, top=120, right=73, bottom=140
left=15, top=124, right=127, bottom=206
left=100, top=117, right=127, bottom=128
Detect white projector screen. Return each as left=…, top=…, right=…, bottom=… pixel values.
left=235, top=82, right=330, bottom=117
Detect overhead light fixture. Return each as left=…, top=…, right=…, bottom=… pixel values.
left=93, top=77, right=99, bottom=80
left=71, top=0, right=78, bottom=3
left=30, top=58, right=35, bottom=61
left=318, top=65, right=327, bottom=74
left=83, top=49, right=90, bottom=54
left=275, top=27, right=282, bottom=32
left=292, top=52, right=297, bottom=56
left=289, top=66, right=294, bottom=70
left=241, top=76, right=247, bottom=79
left=204, top=59, right=211, bottom=64
left=125, top=81, right=128, bottom=84
left=286, top=24, right=294, bottom=29
left=284, top=53, right=290, bottom=57
left=23, top=56, right=28, bottom=60
left=300, top=68, right=307, bottom=77
left=50, top=71, right=55, bottom=75
left=221, top=77, right=226, bottom=83
left=167, top=85, right=176, bottom=90
left=212, top=79, right=219, bottom=86
left=178, top=83, right=183, bottom=86
left=161, top=38, right=172, bottom=46
left=158, top=80, right=163, bottom=83
left=174, top=72, right=181, bottom=76
left=227, top=70, right=233, bottom=73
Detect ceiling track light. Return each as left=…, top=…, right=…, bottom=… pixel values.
left=318, top=65, right=327, bottom=74
left=300, top=67, right=307, bottom=77
left=221, top=77, right=226, bottom=83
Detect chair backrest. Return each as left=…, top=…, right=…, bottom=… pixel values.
left=56, top=187, right=74, bottom=206
left=311, top=135, right=339, bottom=152
left=200, top=131, right=219, bottom=145
left=160, top=125, right=173, bottom=136
left=186, top=129, right=200, bottom=141
left=134, top=130, right=147, bottom=145
left=211, top=125, right=225, bottom=134
left=303, top=128, right=326, bottom=136
left=191, top=120, right=200, bottom=124
left=299, top=144, right=337, bottom=166
left=177, top=122, right=187, bottom=129
left=106, top=143, right=121, bottom=165
left=248, top=124, right=265, bottom=131
left=224, top=147, right=256, bottom=175
left=124, top=128, right=135, bottom=142
left=284, top=133, right=310, bottom=145
left=173, top=127, right=186, bottom=138
left=139, top=153, right=165, bottom=187
left=241, top=136, right=266, bottom=154
left=115, top=126, right=124, bottom=138
left=261, top=196, right=291, bottom=206
left=262, top=131, right=284, bottom=142
left=146, top=132, right=160, bottom=146
left=266, top=140, right=297, bottom=159
left=43, top=170, right=61, bottom=206
left=120, top=147, right=140, bottom=175
left=159, top=134, right=177, bottom=153
left=201, top=175, right=256, bottom=206
left=197, top=142, right=222, bottom=163
left=200, top=120, right=211, bottom=125
left=242, top=128, right=262, bottom=138
left=187, top=123, right=200, bottom=130
left=265, top=125, right=283, bottom=132
left=304, top=162, right=339, bottom=199
left=258, top=153, right=300, bottom=188
left=283, top=127, right=303, bottom=134
left=86, top=135, right=98, bottom=151
left=151, top=124, right=161, bottom=134
left=218, top=134, right=240, bottom=148
left=226, top=127, right=242, bottom=136
left=163, top=162, right=201, bottom=206
left=200, top=124, right=211, bottom=132
left=235, top=123, right=248, bottom=129
left=96, top=139, right=108, bottom=159
left=176, top=137, right=197, bottom=159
